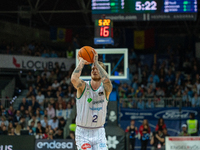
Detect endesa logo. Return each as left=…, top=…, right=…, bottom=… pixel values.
left=170, top=145, right=200, bottom=150
left=0, top=145, right=13, bottom=150
left=36, top=141, right=73, bottom=149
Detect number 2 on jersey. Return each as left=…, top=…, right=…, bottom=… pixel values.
left=92, top=115, right=98, bottom=122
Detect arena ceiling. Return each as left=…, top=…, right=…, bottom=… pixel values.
left=0, top=0, right=200, bottom=34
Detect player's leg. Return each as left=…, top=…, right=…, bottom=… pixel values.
left=75, top=126, right=92, bottom=150
left=92, top=143, right=108, bottom=150
left=92, top=128, right=108, bottom=150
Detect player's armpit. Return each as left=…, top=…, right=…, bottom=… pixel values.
left=103, top=79, right=113, bottom=93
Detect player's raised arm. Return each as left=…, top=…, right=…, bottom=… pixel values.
left=93, top=50, right=113, bottom=95
left=71, top=56, right=90, bottom=92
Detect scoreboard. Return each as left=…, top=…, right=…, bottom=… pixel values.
left=92, top=0, right=197, bottom=21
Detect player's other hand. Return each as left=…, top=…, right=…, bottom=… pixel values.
left=92, top=49, right=98, bottom=63
left=77, top=55, right=91, bottom=65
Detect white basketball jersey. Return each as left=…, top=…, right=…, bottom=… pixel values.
left=76, top=81, right=108, bottom=127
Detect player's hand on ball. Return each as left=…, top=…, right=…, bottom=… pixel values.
left=78, top=55, right=91, bottom=65
left=92, top=49, right=98, bottom=63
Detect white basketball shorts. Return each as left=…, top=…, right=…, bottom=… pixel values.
left=75, top=126, right=108, bottom=150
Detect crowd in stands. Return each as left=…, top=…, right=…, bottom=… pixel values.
left=0, top=62, right=76, bottom=140
left=119, top=47, right=200, bottom=109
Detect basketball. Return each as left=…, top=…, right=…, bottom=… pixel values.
left=78, top=46, right=94, bottom=63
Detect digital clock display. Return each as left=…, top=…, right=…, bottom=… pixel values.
left=95, top=19, right=113, bottom=38
left=92, top=0, right=197, bottom=21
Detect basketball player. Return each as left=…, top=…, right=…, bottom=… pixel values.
left=71, top=50, right=112, bottom=150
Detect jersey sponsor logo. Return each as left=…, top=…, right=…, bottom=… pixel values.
left=89, top=107, right=102, bottom=111
left=81, top=143, right=91, bottom=150
left=98, top=91, right=104, bottom=96
left=87, top=98, right=92, bottom=103
left=92, top=99, right=104, bottom=104
left=99, top=143, right=106, bottom=148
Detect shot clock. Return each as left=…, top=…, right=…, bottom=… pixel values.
left=94, top=19, right=114, bottom=45
left=95, top=19, right=113, bottom=38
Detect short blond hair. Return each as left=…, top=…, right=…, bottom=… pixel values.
left=98, top=61, right=106, bottom=71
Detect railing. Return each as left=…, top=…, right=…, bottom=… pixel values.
left=119, top=97, right=198, bottom=109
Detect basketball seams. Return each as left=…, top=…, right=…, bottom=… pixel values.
left=83, top=47, right=93, bottom=63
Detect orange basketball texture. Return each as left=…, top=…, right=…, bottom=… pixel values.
left=78, top=46, right=94, bottom=63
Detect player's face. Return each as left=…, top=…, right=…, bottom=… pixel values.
left=91, top=65, right=101, bottom=81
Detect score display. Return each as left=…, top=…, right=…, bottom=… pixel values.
left=94, top=19, right=114, bottom=45
left=92, top=0, right=197, bottom=21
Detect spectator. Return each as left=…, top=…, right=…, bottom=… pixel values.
left=18, top=97, right=29, bottom=110
left=48, top=116, right=58, bottom=131
left=8, top=128, right=16, bottom=136
left=191, top=93, right=200, bottom=107
left=26, top=86, right=36, bottom=98
left=19, top=116, right=26, bottom=129
left=36, top=121, right=45, bottom=139
left=56, top=97, right=66, bottom=109
left=58, top=118, right=66, bottom=129
left=155, top=118, right=166, bottom=131
left=26, top=71, right=35, bottom=88
left=178, top=124, right=190, bottom=136
left=28, top=115, right=38, bottom=128
left=56, top=87, right=65, bottom=98
left=46, top=103, right=55, bottom=118
left=7, top=122, right=13, bottom=133
left=145, top=88, right=154, bottom=98
left=35, top=75, right=43, bottom=89
left=56, top=104, right=66, bottom=120
left=0, top=125, right=8, bottom=135
left=43, top=128, right=49, bottom=139
left=0, top=116, right=9, bottom=127
left=36, top=91, right=45, bottom=109
left=51, top=50, right=58, bottom=58
left=137, top=99, right=145, bottom=109
left=52, top=80, right=60, bottom=90
left=147, top=77, right=156, bottom=89
left=54, top=128, right=63, bottom=139
left=139, top=119, right=151, bottom=150
left=60, top=79, right=68, bottom=93
left=41, top=68, right=51, bottom=78
left=41, top=49, right=50, bottom=57
left=66, top=46, right=74, bottom=58
left=163, top=128, right=170, bottom=136
left=66, top=103, right=72, bottom=119
left=41, top=115, right=49, bottom=128
left=7, top=106, right=15, bottom=121
left=29, top=121, right=36, bottom=134
left=48, top=71, right=57, bottom=84
left=186, top=112, right=199, bottom=136
left=15, top=124, right=22, bottom=135
left=150, top=129, right=165, bottom=150
left=125, top=120, right=138, bottom=150
left=29, top=96, right=40, bottom=113
left=148, top=71, right=160, bottom=83
left=36, top=109, right=43, bottom=121
left=47, top=129, right=54, bottom=139
left=146, top=99, right=154, bottom=109
left=156, top=86, right=165, bottom=98
left=66, top=131, right=75, bottom=140
left=13, top=110, right=21, bottom=126
left=28, top=106, right=34, bottom=117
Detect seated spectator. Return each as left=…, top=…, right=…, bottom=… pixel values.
left=156, top=86, right=165, bottom=98
left=147, top=77, right=156, bottom=89
left=56, top=97, right=67, bottom=110
left=26, top=86, right=36, bottom=98
left=26, top=71, right=35, bottom=88
left=36, top=121, right=45, bottom=139
left=0, top=116, right=9, bottom=127
left=46, top=103, right=55, bottom=119
left=54, top=128, right=63, bottom=139
left=191, top=93, right=200, bottom=107
left=48, top=116, right=59, bottom=131
left=163, top=128, right=170, bottom=136
left=28, top=105, right=34, bottom=117
left=56, top=87, right=65, bottom=98
left=29, top=96, right=40, bottom=113
left=43, top=128, right=49, bottom=139
left=36, top=109, right=43, bottom=121
left=178, top=124, right=190, bottom=136
left=24, top=110, right=30, bottom=127
left=66, top=103, right=72, bottom=119
left=41, top=67, right=51, bottom=78
left=7, top=105, right=15, bottom=122
left=36, top=91, right=45, bottom=109
left=7, top=122, right=13, bottom=133
left=8, top=128, right=16, bottom=136
left=28, top=115, right=38, bottom=128
left=127, top=87, right=135, bottom=98
left=48, top=71, right=57, bottom=84
left=28, top=121, right=36, bottom=134
left=146, top=99, right=154, bottom=109
left=45, top=90, right=53, bottom=99
left=137, top=99, right=144, bottom=109
left=41, top=49, right=50, bottom=57
left=52, top=80, right=60, bottom=90
left=145, top=88, right=154, bottom=98
left=19, top=105, right=25, bottom=116
left=150, top=129, right=165, bottom=150
left=148, top=71, right=160, bottom=83
left=157, top=78, right=167, bottom=91
left=15, top=124, right=22, bottom=135
left=47, top=129, right=54, bottom=140
left=56, top=104, right=66, bottom=120
left=35, top=75, right=43, bottom=89
left=0, top=125, right=8, bottom=135
left=41, top=115, right=49, bottom=128
left=13, top=110, right=21, bottom=127
left=58, top=118, right=66, bottom=129
left=60, top=79, right=68, bottom=93
left=155, top=118, right=166, bottom=131
left=19, top=116, right=26, bottom=129
left=51, top=50, right=58, bottom=58
left=66, top=131, right=75, bottom=140
left=18, top=97, right=29, bottom=110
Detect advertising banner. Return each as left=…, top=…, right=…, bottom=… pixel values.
left=0, top=135, right=35, bottom=150
left=0, top=54, right=75, bottom=71
left=166, top=137, right=200, bottom=150
left=35, top=139, right=75, bottom=150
